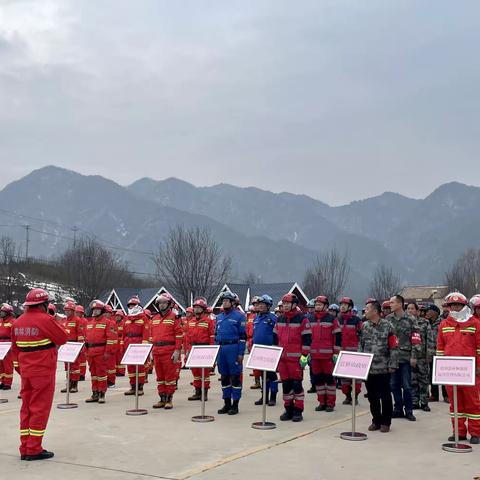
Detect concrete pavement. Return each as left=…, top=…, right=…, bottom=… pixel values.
left=0, top=365, right=478, bottom=480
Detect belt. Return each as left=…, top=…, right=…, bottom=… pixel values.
left=153, top=341, right=175, bottom=346
left=219, top=340, right=239, bottom=345
left=0, top=337, right=11, bottom=340
left=86, top=342, right=107, bottom=348
left=18, top=342, right=55, bottom=353
left=126, top=333, right=142, bottom=338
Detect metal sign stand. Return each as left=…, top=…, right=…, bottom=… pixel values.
left=126, top=364, right=148, bottom=416
left=57, top=362, right=78, bottom=409
left=252, top=369, right=276, bottom=430
left=340, top=378, right=367, bottom=441
left=192, top=368, right=214, bottom=422
left=0, top=397, right=7, bottom=404
left=442, top=385, right=472, bottom=453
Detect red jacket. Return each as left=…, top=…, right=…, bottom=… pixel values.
left=309, top=311, right=341, bottom=359
left=273, top=309, right=312, bottom=359
left=147, top=310, right=183, bottom=353
left=0, top=315, right=14, bottom=342
left=338, top=312, right=363, bottom=351
left=124, top=313, right=149, bottom=349
left=84, top=315, right=117, bottom=357
left=11, top=307, right=68, bottom=378
left=61, top=314, right=83, bottom=342
left=437, top=316, right=480, bottom=370
left=186, top=315, right=215, bottom=348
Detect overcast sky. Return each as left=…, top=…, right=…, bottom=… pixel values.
left=0, top=1, right=479, bottom=205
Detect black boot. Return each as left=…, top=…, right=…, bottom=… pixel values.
left=255, top=390, right=269, bottom=406
left=98, top=392, right=106, bottom=404
left=218, top=398, right=232, bottom=414
left=228, top=399, right=239, bottom=415
left=280, top=405, right=294, bottom=421
left=307, top=385, right=316, bottom=394
left=292, top=407, right=303, bottom=422
left=25, top=450, right=54, bottom=461
left=342, top=394, right=352, bottom=405
left=138, top=384, right=144, bottom=396
left=188, top=388, right=202, bottom=401
left=268, top=392, right=277, bottom=406
left=70, top=381, right=78, bottom=393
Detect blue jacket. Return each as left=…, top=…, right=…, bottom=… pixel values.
left=215, top=308, right=247, bottom=356
left=253, top=312, right=277, bottom=346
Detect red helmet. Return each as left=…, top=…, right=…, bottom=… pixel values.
left=315, top=295, right=329, bottom=305
left=445, top=292, right=468, bottom=306
left=24, top=288, right=50, bottom=306
left=381, top=301, right=391, bottom=309
left=186, top=306, right=194, bottom=314
left=127, top=295, right=140, bottom=306
left=339, top=297, right=354, bottom=307
left=64, top=300, right=76, bottom=311
left=48, top=303, right=56, bottom=313
left=90, top=299, right=105, bottom=310
left=282, top=293, right=298, bottom=304
left=365, top=297, right=377, bottom=305
left=156, top=293, right=172, bottom=304
left=104, top=304, right=113, bottom=313
left=0, top=303, right=14, bottom=314
left=75, top=305, right=85, bottom=314
left=114, top=309, right=124, bottom=317
left=193, top=299, right=208, bottom=309
left=144, top=308, right=152, bottom=317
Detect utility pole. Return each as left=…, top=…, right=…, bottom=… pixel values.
left=72, top=226, right=78, bottom=247
left=24, top=224, right=30, bottom=261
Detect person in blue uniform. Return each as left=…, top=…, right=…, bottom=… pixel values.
left=215, top=291, right=247, bottom=415
left=252, top=294, right=278, bottom=406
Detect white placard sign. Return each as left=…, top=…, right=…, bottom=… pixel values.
left=432, top=356, right=476, bottom=386
left=121, top=343, right=153, bottom=366
left=333, top=351, right=374, bottom=381
left=0, top=342, right=12, bottom=361
left=185, top=345, right=220, bottom=369
left=246, top=345, right=283, bottom=372
left=57, top=342, right=84, bottom=363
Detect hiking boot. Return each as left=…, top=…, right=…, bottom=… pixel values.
left=448, top=434, right=467, bottom=442
left=25, top=450, right=54, bottom=461
left=325, top=406, right=334, bottom=412
left=307, top=386, right=316, bottom=394
left=405, top=412, right=416, bottom=421
left=380, top=425, right=390, bottom=433
left=280, top=406, right=294, bottom=421
left=98, top=392, right=106, bottom=404
left=218, top=398, right=232, bottom=414
left=342, top=396, right=352, bottom=405
left=153, top=395, right=166, bottom=409
left=124, top=388, right=135, bottom=396
left=470, top=436, right=479, bottom=444
left=421, top=404, right=431, bottom=412
left=70, top=381, right=78, bottom=393
left=228, top=399, right=239, bottom=415
left=368, top=423, right=381, bottom=431
left=255, top=391, right=268, bottom=406
left=138, top=384, right=144, bottom=396
left=85, top=391, right=99, bottom=403
left=164, top=395, right=173, bottom=410
left=315, top=404, right=326, bottom=412
left=292, top=408, right=303, bottom=422
left=188, top=388, right=202, bottom=401
left=268, top=392, right=277, bottom=406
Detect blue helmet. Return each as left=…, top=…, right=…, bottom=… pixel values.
left=220, top=291, right=236, bottom=302
left=258, top=294, right=273, bottom=307
left=329, top=304, right=340, bottom=312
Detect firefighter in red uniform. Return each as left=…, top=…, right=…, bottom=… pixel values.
left=437, top=293, right=480, bottom=444
left=113, top=310, right=126, bottom=376
left=309, top=296, right=341, bottom=412
left=186, top=298, right=215, bottom=400
left=273, top=293, right=312, bottom=422
left=182, top=307, right=194, bottom=368
left=60, top=300, right=83, bottom=393
left=338, top=296, right=363, bottom=404
left=11, top=288, right=67, bottom=461
left=123, top=296, right=149, bottom=395
left=148, top=294, right=183, bottom=409
left=103, top=305, right=118, bottom=387
left=75, top=305, right=87, bottom=380
left=247, top=298, right=262, bottom=390
left=143, top=308, right=153, bottom=383
left=84, top=300, right=117, bottom=404
left=0, top=303, right=15, bottom=390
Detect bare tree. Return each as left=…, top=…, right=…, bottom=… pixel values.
left=0, top=236, right=19, bottom=302
left=242, top=271, right=261, bottom=285
left=303, top=248, right=350, bottom=302
left=369, top=264, right=403, bottom=301
left=58, top=237, right=132, bottom=306
left=445, top=249, right=480, bottom=299
left=154, top=225, right=232, bottom=306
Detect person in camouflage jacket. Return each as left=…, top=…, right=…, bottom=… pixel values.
left=386, top=295, right=422, bottom=421
left=407, top=303, right=435, bottom=411
left=359, top=301, right=399, bottom=432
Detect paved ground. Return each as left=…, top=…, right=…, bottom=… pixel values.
left=0, top=364, right=478, bottom=480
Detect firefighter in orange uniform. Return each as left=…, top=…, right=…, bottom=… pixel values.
left=60, top=300, right=83, bottom=393
left=84, top=300, right=117, bottom=404
left=11, top=288, right=68, bottom=461
left=113, top=310, right=126, bottom=376
left=186, top=299, right=215, bottom=400
left=123, top=296, right=149, bottom=395
left=148, top=294, right=183, bottom=409
left=75, top=305, right=87, bottom=380
left=0, top=303, right=15, bottom=390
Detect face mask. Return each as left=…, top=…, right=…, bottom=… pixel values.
left=128, top=305, right=143, bottom=316
left=450, top=306, right=472, bottom=323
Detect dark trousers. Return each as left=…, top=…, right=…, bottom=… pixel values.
left=365, top=373, right=393, bottom=427
left=390, top=361, right=413, bottom=414
left=429, top=361, right=448, bottom=400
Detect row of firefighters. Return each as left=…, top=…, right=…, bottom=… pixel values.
left=0, top=288, right=479, bottom=460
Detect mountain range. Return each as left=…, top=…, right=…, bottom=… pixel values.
left=1, top=166, right=479, bottom=300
